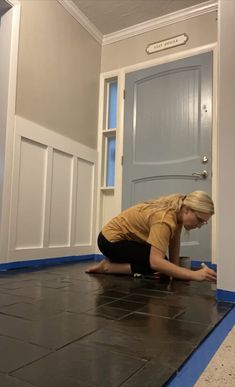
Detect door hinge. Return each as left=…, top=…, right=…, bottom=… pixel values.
left=121, top=155, right=124, bottom=165
left=123, top=89, right=125, bottom=99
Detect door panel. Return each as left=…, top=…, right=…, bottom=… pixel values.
left=122, top=53, right=212, bottom=260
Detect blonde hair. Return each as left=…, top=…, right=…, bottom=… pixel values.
left=183, top=190, right=214, bottom=214
left=149, top=190, right=214, bottom=215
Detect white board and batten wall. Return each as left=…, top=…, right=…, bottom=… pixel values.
left=5, top=116, right=98, bottom=263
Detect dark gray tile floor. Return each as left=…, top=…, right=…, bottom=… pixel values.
left=0, top=261, right=233, bottom=387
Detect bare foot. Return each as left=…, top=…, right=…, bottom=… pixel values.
left=85, top=259, right=109, bottom=274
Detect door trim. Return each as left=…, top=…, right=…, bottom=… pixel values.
left=97, top=43, right=218, bottom=260
left=0, top=1, right=21, bottom=259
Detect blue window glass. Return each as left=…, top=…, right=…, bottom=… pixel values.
left=106, top=137, right=116, bottom=186
left=108, top=82, right=117, bottom=129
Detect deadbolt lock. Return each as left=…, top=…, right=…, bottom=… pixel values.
left=202, top=156, right=208, bottom=164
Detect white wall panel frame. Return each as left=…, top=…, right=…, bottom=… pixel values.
left=9, top=132, right=21, bottom=251
left=75, top=158, right=95, bottom=246
left=42, top=146, right=53, bottom=248
left=11, top=137, right=47, bottom=250
left=69, top=155, right=78, bottom=247
left=7, top=116, right=98, bottom=262
left=48, top=149, right=73, bottom=247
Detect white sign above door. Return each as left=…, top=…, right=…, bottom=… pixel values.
left=146, top=33, right=189, bottom=54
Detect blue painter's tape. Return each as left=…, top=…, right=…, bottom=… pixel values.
left=165, top=306, right=235, bottom=387
left=217, top=289, right=235, bottom=303
left=0, top=256, right=216, bottom=272
left=94, top=254, right=105, bottom=261
left=0, top=254, right=96, bottom=272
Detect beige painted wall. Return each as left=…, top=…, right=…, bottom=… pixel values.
left=101, top=12, right=217, bottom=72
left=16, top=0, right=101, bottom=149
left=216, top=0, right=235, bottom=293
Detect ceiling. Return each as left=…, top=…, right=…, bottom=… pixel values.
left=0, top=0, right=11, bottom=17
left=72, top=0, right=211, bottom=35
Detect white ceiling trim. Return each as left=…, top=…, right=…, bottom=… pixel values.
left=57, top=0, right=217, bottom=46
left=57, top=0, right=103, bottom=44
left=103, top=0, right=218, bottom=45
left=5, top=0, right=20, bottom=5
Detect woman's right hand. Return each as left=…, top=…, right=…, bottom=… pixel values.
left=192, top=264, right=217, bottom=282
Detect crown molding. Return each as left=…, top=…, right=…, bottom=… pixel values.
left=57, top=0, right=217, bottom=47
left=103, top=0, right=218, bottom=45
left=6, top=0, right=20, bottom=5
left=57, top=0, right=103, bottom=44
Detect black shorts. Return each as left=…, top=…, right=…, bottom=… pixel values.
left=97, top=232, right=155, bottom=275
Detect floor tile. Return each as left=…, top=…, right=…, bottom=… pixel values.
left=137, top=280, right=175, bottom=293
left=0, top=313, right=34, bottom=342
left=0, top=261, right=232, bottom=387
left=130, top=287, right=172, bottom=298
left=122, top=293, right=162, bottom=304
left=99, top=299, right=145, bottom=312
left=4, top=286, right=62, bottom=299
left=86, top=305, right=133, bottom=320
left=0, top=280, right=33, bottom=290
left=80, top=324, right=196, bottom=366
left=10, top=372, right=95, bottom=387
left=113, top=312, right=212, bottom=345
left=27, top=312, right=109, bottom=349
left=63, top=280, right=103, bottom=293
left=0, top=310, right=107, bottom=349
left=0, top=278, right=70, bottom=290
left=0, top=293, right=32, bottom=307
left=38, top=292, right=114, bottom=313
left=0, top=301, right=62, bottom=321
left=0, top=335, right=50, bottom=373
left=174, top=301, right=231, bottom=325
left=93, top=289, right=130, bottom=299
left=12, top=342, right=146, bottom=387
left=0, top=373, right=36, bottom=387
left=120, top=360, right=176, bottom=387
left=137, top=302, right=185, bottom=318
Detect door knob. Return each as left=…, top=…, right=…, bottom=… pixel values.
left=192, top=170, right=208, bottom=179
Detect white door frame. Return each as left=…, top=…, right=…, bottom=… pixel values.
left=0, top=0, right=20, bottom=261
left=97, top=43, right=218, bottom=260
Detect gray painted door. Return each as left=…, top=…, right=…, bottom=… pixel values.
left=122, top=52, right=212, bottom=260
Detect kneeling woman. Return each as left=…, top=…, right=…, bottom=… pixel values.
left=86, top=191, right=216, bottom=282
